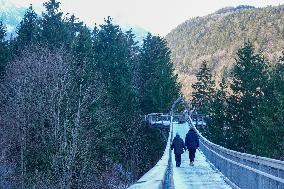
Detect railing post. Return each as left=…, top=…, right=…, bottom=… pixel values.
left=164, top=115, right=174, bottom=189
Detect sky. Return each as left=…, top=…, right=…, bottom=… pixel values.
left=8, top=0, right=284, bottom=36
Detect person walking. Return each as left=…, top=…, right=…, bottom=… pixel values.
left=185, top=127, right=199, bottom=166
left=171, top=132, right=186, bottom=167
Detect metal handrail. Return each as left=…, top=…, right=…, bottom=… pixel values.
left=128, top=116, right=174, bottom=189
left=187, top=115, right=284, bottom=189
left=129, top=102, right=284, bottom=189
left=200, top=134, right=284, bottom=172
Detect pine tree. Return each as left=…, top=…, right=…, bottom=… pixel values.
left=250, top=54, right=284, bottom=159
left=72, top=25, right=93, bottom=68
left=14, top=5, right=39, bottom=53
left=227, top=41, right=269, bottom=152
left=92, top=17, right=139, bottom=169
left=41, top=0, right=81, bottom=48
left=135, top=33, right=179, bottom=179
left=64, top=14, right=83, bottom=49
left=207, top=76, right=227, bottom=145
left=93, top=17, right=136, bottom=110
left=41, top=0, right=63, bottom=46
left=138, top=33, right=180, bottom=114
left=191, top=60, right=215, bottom=114
left=0, top=21, right=8, bottom=79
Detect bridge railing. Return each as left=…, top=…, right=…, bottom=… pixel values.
left=128, top=116, right=174, bottom=189
left=187, top=115, right=284, bottom=189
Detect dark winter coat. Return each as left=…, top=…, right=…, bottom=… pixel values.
left=185, top=129, right=199, bottom=150
left=171, top=135, right=186, bottom=155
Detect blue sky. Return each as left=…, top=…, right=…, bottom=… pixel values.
left=9, top=0, right=284, bottom=36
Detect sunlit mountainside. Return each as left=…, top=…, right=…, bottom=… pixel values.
left=166, top=4, right=284, bottom=97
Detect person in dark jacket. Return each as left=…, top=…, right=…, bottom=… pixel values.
left=171, top=132, right=186, bottom=167
left=185, top=127, right=199, bottom=166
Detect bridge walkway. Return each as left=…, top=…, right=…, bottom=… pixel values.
left=172, top=122, right=232, bottom=189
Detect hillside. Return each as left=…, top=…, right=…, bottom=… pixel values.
left=0, top=0, right=26, bottom=35
left=166, top=5, right=284, bottom=97
left=0, top=0, right=148, bottom=42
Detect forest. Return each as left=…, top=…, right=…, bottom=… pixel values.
left=192, top=41, right=284, bottom=160
left=1, top=0, right=284, bottom=188
left=165, top=4, right=284, bottom=162
left=0, top=0, right=180, bottom=188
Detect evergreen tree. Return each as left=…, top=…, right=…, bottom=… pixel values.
left=64, top=14, right=83, bottom=49
left=41, top=0, right=81, bottom=48
left=0, top=4, right=179, bottom=187
left=0, top=21, right=8, bottom=79
left=136, top=33, right=180, bottom=180
left=93, top=17, right=136, bottom=114
left=207, top=76, right=228, bottom=145
left=227, top=41, right=269, bottom=152
left=41, top=0, right=63, bottom=46
left=72, top=25, right=93, bottom=68
left=14, top=5, right=39, bottom=53
left=92, top=17, right=140, bottom=170
left=191, top=60, right=215, bottom=114
left=250, top=54, right=284, bottom=159
left=138, top=33, right=180, bottom=114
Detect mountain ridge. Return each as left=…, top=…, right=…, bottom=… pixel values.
left=0, top=0, right=148, bottom=42
left=166, top=4, right=284, bottom=98
left=0, top=0, right=26, bottom=35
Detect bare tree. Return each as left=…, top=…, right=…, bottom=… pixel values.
left=0, top=43, right=161, bottom=189
left=0, top=45, right=110, bottom=188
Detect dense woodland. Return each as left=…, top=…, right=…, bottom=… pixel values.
left=167, top=4, right=284, bottom=160
left=166, top=5, right=284, bottom=97
left=1, top=1, right=283, bottom=188
left=192, top=41, right=284, bottom=160
left=0, top=0, right=180, bottom=188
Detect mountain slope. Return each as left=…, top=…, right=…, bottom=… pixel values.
left=0, top=0, right=148, bottom=42
left=0, top=0, right=26, bottom=35
left=166, top=5, right=284, bottom=97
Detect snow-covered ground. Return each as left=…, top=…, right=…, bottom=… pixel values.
left=171, top=122, right=232, bottom=189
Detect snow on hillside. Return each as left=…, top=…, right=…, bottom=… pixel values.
left=0, top=0, right=26, bottom=35
left=0, top=0, right=148, bottom=42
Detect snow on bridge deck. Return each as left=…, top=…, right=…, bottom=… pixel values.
left=172, top=122, right=232, bottom=189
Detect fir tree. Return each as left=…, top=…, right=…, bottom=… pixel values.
left=92, top=17, right=139, bottom=168
left=191, top=60, right=215, bottom=114
left=41, top=0, right=63, bottom=46
left=64, top=14, right=83, bottom=49
left=14, top=5, right=39, bottom=53
left=93, top=17, right=136, bottom=110
left=250, top=54, right=284, bottom=159
left=138, top=33, right=180, bottom=114
left=72, top=25, right=93, bottom=68
left=41, top=0, right=81, bottom=48
left=207, top=76, right=227, bottom=145
left=227, top=41, right=269, bottom=152
left=0, top=21, right=8, bottom=79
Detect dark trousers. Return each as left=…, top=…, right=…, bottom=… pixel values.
left=174, top=153, right=181, bottom=167
left=188, top=149, right=196, bottom=162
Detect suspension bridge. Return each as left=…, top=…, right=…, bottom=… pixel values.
left=129, top=97, right=284, bottom=189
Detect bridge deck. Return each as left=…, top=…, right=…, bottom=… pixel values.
left=172, top=122, right=232, bottom=189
